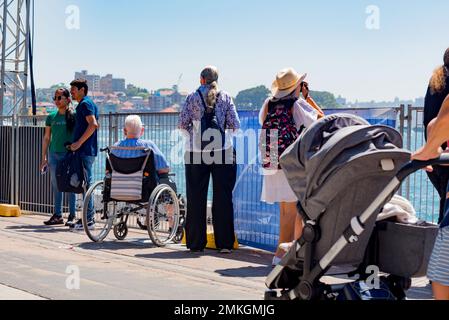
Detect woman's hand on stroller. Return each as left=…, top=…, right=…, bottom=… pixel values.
left=411, top=145, right=444, bottom=172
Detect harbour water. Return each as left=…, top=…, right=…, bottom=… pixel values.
left=90, top=109, right=439, bottom=251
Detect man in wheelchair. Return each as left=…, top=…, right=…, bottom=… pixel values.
left=111, top=115, right=172, bottom=187
left=82, top=115, right=185, bottom=246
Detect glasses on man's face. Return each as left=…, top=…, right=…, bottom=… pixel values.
left=53, top=96, right=64, bottom=102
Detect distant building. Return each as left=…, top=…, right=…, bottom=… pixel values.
left=112, top=78, right=126, bottom=92
left=414, top=97, right=425, bottom=107
left=100, top=74, right=113, bottom=93
left=130, top=96, right=147, bottom=110
left=75, top=70, right=101, bottom=92
left=74, top=70, right=126, bottom=94
left=148, top=88, right=187, bottom=112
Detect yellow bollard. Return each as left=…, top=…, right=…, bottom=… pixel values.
left=0, top=204, right=21, bottom=217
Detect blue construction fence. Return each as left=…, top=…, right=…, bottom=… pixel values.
left=233, top=108, right=399, bottom=252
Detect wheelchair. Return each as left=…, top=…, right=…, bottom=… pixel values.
left=82, top=146, right=186, bottom=247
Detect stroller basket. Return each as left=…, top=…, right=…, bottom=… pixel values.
left=368, top=220, right=439, bottom=278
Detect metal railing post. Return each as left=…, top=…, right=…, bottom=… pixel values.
left=398, top=104, right=405, bottom=140
left=108, top=112, right=113, bottom=146
left=397, top=104, right=405, bottom=196
left=405, top=104, right=413, bottom=200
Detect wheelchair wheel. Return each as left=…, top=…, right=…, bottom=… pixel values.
left=147, top=184, right=180, bottom=247
left=114, top=222, right=128, bottom=241
left=83, top=181, right=116, bottom=243
left=173, top=196, right=187, bottom=244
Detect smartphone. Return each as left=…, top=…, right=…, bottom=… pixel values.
left=41, top=165, right=48, bottom=175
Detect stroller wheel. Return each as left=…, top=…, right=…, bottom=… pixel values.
left=386, top=275, right=411, bottom=300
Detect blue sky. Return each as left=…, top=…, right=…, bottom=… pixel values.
left=35, top=0, right=449, bottom=101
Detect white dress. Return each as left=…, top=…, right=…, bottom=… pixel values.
left=260, top=98, right=318, bottom=204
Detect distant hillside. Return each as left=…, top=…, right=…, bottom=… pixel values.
left=235, top=86, right=270, bottom=110
left=235, top=85, right=342, bottom=110
left=309, top=90, right=342, bottom=109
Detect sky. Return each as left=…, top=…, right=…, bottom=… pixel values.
left=34, top=0, right=449, bottom=102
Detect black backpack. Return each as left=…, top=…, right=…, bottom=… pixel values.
left=56, top=151, right=87, bottom=194
left=196, top=89, right=226, bottom=151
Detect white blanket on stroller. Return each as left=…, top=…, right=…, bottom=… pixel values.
left=378, top=195, right=419, bottom=224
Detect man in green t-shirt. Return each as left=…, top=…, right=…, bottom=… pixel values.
left=40, top=88, right=77, bottom=226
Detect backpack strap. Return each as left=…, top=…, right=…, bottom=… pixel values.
left=197, top=89, right=208, bottom=111
left=198, top=89, right=228, bottom=132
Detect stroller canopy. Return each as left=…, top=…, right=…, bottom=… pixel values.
left=281, top=113, right=411, bottom=221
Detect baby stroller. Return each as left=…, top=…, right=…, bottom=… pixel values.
left=265, top=114, right=448, bottom=301
left=82, top=146, right=186, bottom=247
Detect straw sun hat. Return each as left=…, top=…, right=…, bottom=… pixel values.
left=271, top=68, right=307, bottom=99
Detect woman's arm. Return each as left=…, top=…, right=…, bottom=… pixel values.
left=40, top=127, right=51, bottom=171
left=259, top=99, right=269, bottom=126
left=293, top=99, right=319, bottom=129
left=413, top=95, right=449, bottom=161
left=225, top=96, right=241, bottom=131
left=178, top=94, right=193, bottom=131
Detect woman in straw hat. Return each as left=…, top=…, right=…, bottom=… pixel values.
left=259, top=68, right=323, bottom=266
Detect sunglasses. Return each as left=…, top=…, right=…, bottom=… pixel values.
left=53, top=96, right=65, bottom=101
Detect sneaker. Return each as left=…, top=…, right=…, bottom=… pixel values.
left=219, top=249, right=232, bottom=254
left=70, top=219, right=96, bottom=232
left=44, top=215, right=64, bottom=226
left=65, top=216, right=76, bottom=227
left=70, top=219, right=83, bottom=232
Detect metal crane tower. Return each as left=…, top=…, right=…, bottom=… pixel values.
left=0, top=0, right=31, bottom=116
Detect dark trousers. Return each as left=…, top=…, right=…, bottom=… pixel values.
left=185, top=149, right=237, bottom=250
left=427, top=166, right=449, bottom=224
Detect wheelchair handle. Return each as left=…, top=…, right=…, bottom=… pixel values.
left=100, top=147, right=110, bottom=153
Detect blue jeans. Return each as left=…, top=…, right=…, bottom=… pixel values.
left=49, top=153, right=76, bottom=218
left=82, top=156, right=96, bottom=222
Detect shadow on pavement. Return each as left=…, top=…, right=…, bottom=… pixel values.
left=5, top=225, right=69, bottom=234
left=77, top=240, right=157, bottom=251
left=136, top=249, right=273, bottom=265
left=135, top=250, right=210, bottom=260
left=215, top=266, right=272, bottom=278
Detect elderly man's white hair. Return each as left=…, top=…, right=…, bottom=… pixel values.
left=125, top=115, right=143, bottom=137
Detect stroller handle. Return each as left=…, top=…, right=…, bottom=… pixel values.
left=397, top=154, right=449, bottom=181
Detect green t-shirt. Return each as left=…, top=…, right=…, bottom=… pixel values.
left=45, top=111, right=74, bottom=153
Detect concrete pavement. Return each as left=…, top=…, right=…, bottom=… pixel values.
left=0, top=215, right=434, bottom=300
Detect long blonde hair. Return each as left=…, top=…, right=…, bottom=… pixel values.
left=430, top=48, right=449, bottom=94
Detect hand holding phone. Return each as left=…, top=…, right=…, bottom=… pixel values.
left=40, top=164, right=48, bottom=175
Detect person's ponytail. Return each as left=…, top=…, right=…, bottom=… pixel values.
left=59, top=88, right=75, bottom=133
left=206, top=81, right=219, bottom=107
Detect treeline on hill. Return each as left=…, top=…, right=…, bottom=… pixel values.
left=235, top=85, right=343, bottom=110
